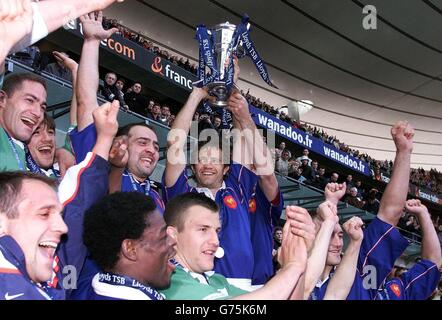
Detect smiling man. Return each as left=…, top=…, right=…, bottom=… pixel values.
left=0, top=73, right=47, bottom=172
left=160, top=193, right=309, bottom=300
left=82, top=192, right=176, bottom=300
left=26, top=114, right=59, bottom=179
left=0, top=100, right=120, bottom=300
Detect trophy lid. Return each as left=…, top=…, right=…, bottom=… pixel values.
left=211, top=22, right=237, bottom=32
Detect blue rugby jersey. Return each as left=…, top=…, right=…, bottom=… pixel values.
left=162, top=163, right=258, bottom=283
left=376, top=259, right=441, bottom=300
left=249, top=185, right=283, bottom=285
left=0, top=153, right=109, bottom=300
left=69, top=123, right=165, bottom=212
left=311, top=217, right=409, bottom=300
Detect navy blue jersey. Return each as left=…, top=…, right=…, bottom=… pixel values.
left=0, top=153, right=109, bottom=300
left=249, top=185, right=283, bottom=285
left=69, top=124, right=97, bottom=164
left=69, top=124, right=165, bottom=212
left=311, top=217, right=409, bottom=300
left=377, top=259, right=441, bottom=300
left=163, top=164, right=258, bottom=283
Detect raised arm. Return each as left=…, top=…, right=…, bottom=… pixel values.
left=378, top=121, right=414, bottom=226
left=406, top=199, right=442, bottom=268
left=164, top=87, right=207, bottom=187
left=233, top=208, right=309, bottom=300
left=228, top=92, right=275, bottom=199
left=324, top=216, right=364, bottom=300
left=76, top=11, right=118, bottom=131
left=303, top=200, right=338, bottom=299
left=0, top=0, right=33, bottom=73
left=108, top=135, right=129, bottom=193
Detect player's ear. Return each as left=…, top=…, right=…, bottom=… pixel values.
left=121, top=239, right=138, bottom=261
left=167, top=226, right=178, bottom=240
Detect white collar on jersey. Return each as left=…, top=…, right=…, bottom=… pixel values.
left=195, top=181, right=227, bottom=201
left=91, top=273, right=152, bottom=300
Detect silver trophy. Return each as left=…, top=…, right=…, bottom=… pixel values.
left=205, top=22, right=247, bottom=107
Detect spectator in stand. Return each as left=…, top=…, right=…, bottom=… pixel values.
left=100, top=72, right=125, bottom=109
left=362, top=188, right=381, bottom=214
left=354, top=180, right=364, bottom=199
left=43, top=51, right=73, bottom=82
left=115, top=78, right=129, bottom=110
left=345, top=174, right=354, bottom=192
left=328, top=172, right=339, bottom=184
left=346, top=187, right=365, bottom=209
left=300, top=156, right=314, bottom=182
left=158, top=105, right=171, bottom=125
left=213, top=114, right=222, bottom=132
left=296, top=148, right=312, bottom=166
left=311, top=160, right=319, bottom=178
left=274, top=142, right=286, bottom=161
left=147, top=102, right=161, bottom=122
left=275, top=149, right=291, bottom=176
left=313, top=167, right=328, bottom=190
left=125, top=82, right=149, bottom=116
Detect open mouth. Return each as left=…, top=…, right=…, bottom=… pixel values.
left=37, top=145, right=53, bottom=156
left=21, top=116, right=37, bottom=129
left=140, top=156, right=154, bottom=165
left=38, top=241, right=59, bottom=259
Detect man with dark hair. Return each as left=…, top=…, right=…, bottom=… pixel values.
left=308, top=121, right=415, bottom=300
left=68, top=13, right=166, bottom=299
left=160, top=192, right=310, bottom=300
left=164, top=86, right=277, bottom=291
left=0, top=73, right=47, bottom=171
left=82, top=192, right=176, bottom=300
left=376, top=200, right=441, bottom=300
left=0, top=100, right=120, bottom=300
left=26, top=113, right=60, bottom=179
left=43, top=51, right=73, bottom=82
left=124, top=82, right=148, bottom=116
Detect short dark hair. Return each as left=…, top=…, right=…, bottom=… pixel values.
left=2, top=73, right=47, bottom=97
left=164, top=192, right=219, bottom=232
left=83, top=192, right=157, bottom=271
left=116, top=122, right=156, bottom=138
left=0, top=171, right=56, bottom=219
left=194, top=133, right=231, bottom=165
left=40, top=113, right=56, bottom=131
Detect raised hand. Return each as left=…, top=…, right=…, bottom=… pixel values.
left=0, top=0, right=33, bottom=61
left=88, top=0, right=125, bottom=11
left=405, top=199, right=429, bottom=218
left=342, top=216, right=364, bottom=243
left=79, top=11, right=118, bottom=42
left=279, top=217, right=308, bottom=271
left=285, top=205, right=316, bottom=253
left=53, top=51, right=78, bottom=71
left=316, top=200, right=339, bottom=223
left=391, top=121, right=414, bottom=153
left=324, top=182, right=346, bottom=206
left=227, top=92, right=250, bottom=125
left=109, top=135, right=129, bottom=168
left=93, top=100, right=120, bottom=139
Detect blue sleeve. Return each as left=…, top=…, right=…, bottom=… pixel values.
left=161, top=168, right=192, bottom=204
left=69, top=124, right=97, bottom=163
left=57, top=153, right=109, bottom=293
left=358, top=217, right=409, bottom=291
left=227, top=163, right=258, bottom=206
left=400, top=259, right=441, bottom=300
